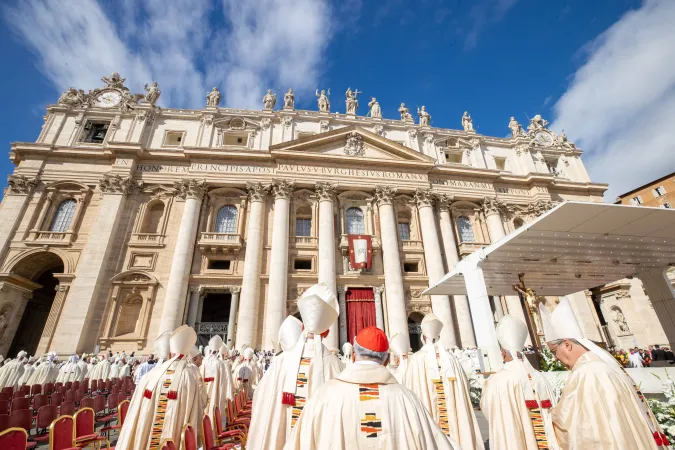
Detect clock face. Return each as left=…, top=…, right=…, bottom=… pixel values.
left=97, top=91, right=122, bottom=108
left=533, top=132, right=553, bottom=146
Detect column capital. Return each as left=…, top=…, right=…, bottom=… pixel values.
left=99, top=174, right=143, bottom=196
left=246, top=182, right=268, bottom=203
left=526, top=199, right=554, bottom=218
left=374, top=185, right=397, bottom=206
left=413, top=188, right=436, bottom=209
left=437, top=194, right=454, bottom=212
left=314, top=181, right=337, bottom=202
left=373, top=285, right=385, bottom=296
left=230, top=285, right=241, bottom=294
left=482, top=196, right=506, bottom=217
left=173, top=178, right=208, bottom=201
left=271, top=179, right=295, bottom=200
left=7, top=174, right=39, bottom=196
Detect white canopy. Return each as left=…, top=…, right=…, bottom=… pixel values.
left=425, top=201, right=675, bottom=296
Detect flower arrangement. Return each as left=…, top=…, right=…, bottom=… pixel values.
left=648, top=371, right=675, bottom=442
left=540, top=346, right=568, bottom=372
left=464, top=368, right=483, bottom=407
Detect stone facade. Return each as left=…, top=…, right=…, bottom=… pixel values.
left=0, top=74, right=663, bottom=357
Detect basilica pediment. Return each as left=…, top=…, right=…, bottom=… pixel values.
left=270, top=126, right=435, bottom=167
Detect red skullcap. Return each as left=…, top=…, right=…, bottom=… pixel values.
left=355, top=327, right=389, bottom=353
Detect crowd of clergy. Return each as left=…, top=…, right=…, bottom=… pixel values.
left=0, top=283, right=670, bottom=449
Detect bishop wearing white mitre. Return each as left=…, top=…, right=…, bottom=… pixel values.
left=218, top=343, right=236, bottom=402
left=481, top=315, right=559, bottom=449
left=201, top=335, right=229, bottom=428
left=540, top=298, right=669, bottom=449
left=404, top=313, right=484, bottom=450
left=246, top=283, right=344, bottom=450
left=286, top=326, right=456, bottom=450
left=388, top=332, right=409, bottom=384
left=115, top=325, right=206, bottom=450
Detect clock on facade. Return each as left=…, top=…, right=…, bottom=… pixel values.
left=96, top=91, right=122, bottom=108
left=533, top=131, right=553, bottom=146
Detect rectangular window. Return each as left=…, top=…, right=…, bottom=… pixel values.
left=79, top=120, right=110, bottom=144
left=545, top=159, right=558, bottom=175
left=164, top=131, right=184, bottom=147
left=403, top=262, right=418, bottom=273
left=446, top=152, right=463, bottom=164
left=631, top=196, right=643, bottom=205
left=222, top=134, right=248, bottom=147
left=653, top=186, right=666, bottom=197
left=494, top=157, right=506, bottom=171
left=208, top=259, right=231, bottom=270
left=294, top=259, right=312, bottom=270
left=398, top=222, right=411, bottom=241
left=296, top=218, right=311, bottom=237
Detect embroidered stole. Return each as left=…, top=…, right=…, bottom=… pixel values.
left=358, top=383, right=383, bottom=441
left=290, top=357, right=311, bottom=429
left=431, top=349, right=457, bottom=436
left=149, top=370, right=174, bottom=450
left=525, top=373, right=549, bottom=450
left=619, top=367, right=670, bottom=448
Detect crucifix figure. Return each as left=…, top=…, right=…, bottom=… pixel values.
left=513, top=273, right=544, bottom=349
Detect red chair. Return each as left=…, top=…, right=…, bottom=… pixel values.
left=57, top=386, right=66, bottom=398
left=72, top=381, right=80, bottom=392
left=100, top=399, right=129, bottom=438
left=81, top=379, right=89, bottom=393
left=89, top=380, right=97, bottom=393
left=12, top=391, right=25, bottom=400
left=65, top=382, right=72, bottom=391
left=44, top=383, right=54, bottom=395
left=32, top=404, right=58, bottom=443
left=95, top=393, right=118, bottom=426
left=183, top=424, right=197, bottom=450
left=0, top=414, right=9, bottom=432
left=10, top=397, right=29, bottom=414
left=49, top=415, right=78, bottom=450
left=0, top=393, right=10, bottom=403
left=0, top=427, right=32, bottom=450
left=1, top=387, right=13, bottom=395
left=65, top=390, right=75, bottom=403
left=214, top=406, right=246, bottom=447
left=49, top=392, right=63, bottom=406
left=79, top=398, right=94, bottom=410
left=73, top=407, right=109, bottom=449
left=8, top=409, right=32, bottom=432
left=32, top=394, right=49, bottom=414
left=0, top=400, right=8, bottom=415
left=59, top=401, right=76, bottom=417
left=30, top=385, right=42, bottom=397
left=159, top=439, right=177, bottom=450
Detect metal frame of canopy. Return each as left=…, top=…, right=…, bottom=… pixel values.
left=423, top=201, right=675, bottom=371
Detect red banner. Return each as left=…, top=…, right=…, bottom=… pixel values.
left=348, top=234, right=372, bottom=270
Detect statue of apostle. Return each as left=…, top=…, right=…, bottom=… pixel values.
left=316, top=89, right=331, bottom=112
left=263, top=89, right=277, bottom=110
left=206, top=87, right=221, bottom=107
left=284, top=88, right=295, bottom=109
left=368, top=97, right=382, bottom=118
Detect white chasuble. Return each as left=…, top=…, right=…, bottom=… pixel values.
left=200, top=354, right=228, bottom=427
left=17, top=364, right=35, bottom=386
left=0, top=359, right=25, bottom=389
left=27, top=361, right=58, bottom=386
left=552, top=352, right=660, bottom=450
left=404, top=343, right=484, bottom=450
left=114, top=355, right=206, bottom=450
left=285, top=362, right=457, bottom=450
left=481, top=359, right=559, bottom=450
left=246, top=342, right=344, bottom=450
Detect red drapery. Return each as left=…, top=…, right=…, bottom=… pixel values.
left=346, top=288, right=376, bottom=345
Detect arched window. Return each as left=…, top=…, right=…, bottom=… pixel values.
left=142, top=202, right=165, bottom=234
left=397, top=212, right=411, bottom=241
left=513, top=218, right=524, bottom=229
left=296, top=206, right=312, bottom=237
left=215, top=205, right=238, bottom=233
left=457, top=216, right=475, bottom=243
left=346, top=207, right=365, bottom=235
left=49, top=199, right=77, bottom=232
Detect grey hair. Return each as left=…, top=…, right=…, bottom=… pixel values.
left=353, top=341, right=388, bottom=364
left=549, top=338, right=585, bottom=349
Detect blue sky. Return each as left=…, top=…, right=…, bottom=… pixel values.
left=1, top=0, right=674, bottom=201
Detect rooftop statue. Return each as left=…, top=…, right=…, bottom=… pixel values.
left=143, top=82, right=161, bottom=106
left=316, top=89, right=331, bottom=112
left=283, top=89, right=295, bottom=110
left=206, top=87, right=221, bottom=107
left=418, top=105, right=431, bottom=126
left=527, top=114, right=549, bottom=132
left=58, top=87, right=88, bottom=107
left=345, top=87, right=361, bottom=115
left=101, top=72, right=128, bottom=91
left=368, top=97, right=381, bottom=119
left=461, top=111, right=474, bottom=132
left=399, top=103, right=413, bottom=122
left=508, top=116, right=525, bottom=137
left=263, top=89, right=276, bottom=110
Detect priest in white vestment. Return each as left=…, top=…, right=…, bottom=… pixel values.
left=540, top=298, right=668, bottom=449
left=189, top=345, right=208, bottom=408
left=481, top=315, right=559, bottom=449
left=56, top=355, right=83, bottom=383
left=387, top=333, right=409, bottom=384
left=286, top=326, right=456, bottom=450
left=115, top=325, right=206, bottom=450
left=246, top=285, right=345, bottom=450
left=0, top=350, right=27, bottom=389
left=404, top=314, right=484, bottom=450
left=219, top=344, right=236, bottom=401
left=201, top=335, right=229, bottom=428
left=342, top=342, right=353, bottom=365
left=17, top=356, right=36, bottom=386
left=77, top=354, right=89, bottom=380
left=27, top=352, right=59, bottom=386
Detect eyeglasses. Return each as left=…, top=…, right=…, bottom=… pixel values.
left=549, top=343, right=562, bottom=357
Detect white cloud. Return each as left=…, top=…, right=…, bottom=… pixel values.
left=552, top=0, right=675, bottom=201
left=3, top=0, right=335, bottom=109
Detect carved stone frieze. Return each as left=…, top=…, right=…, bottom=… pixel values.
left=315, top=182, right=337, bottom=202
left=407, top=128, right=418, bottom=139
left=424, top=133, right=434, bottom=144
left=271, top=179, right=295, bottom=199
left=281, top=116, right=293, bottom=128
left=260, top=118, right=271, bottom=130
left=319, top=120, right=330, bottom=133
left=173, top=179, right=208, bottom=201
left=374, top=186, right=397, bottom=206
left=482, top=196, right=506, bottom=216
left=344, top=132, right=365, bottom=157
left=99, top=174, right=143, bottom=196
left=373, top=125, right=384, bottom=136
left=7, top=175, right=38, bottom=195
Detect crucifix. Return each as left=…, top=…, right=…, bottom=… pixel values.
left=513, top=273, right=544, bottom=350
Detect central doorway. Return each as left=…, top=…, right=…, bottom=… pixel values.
left=408, top=312, right=424, bottom=352
left=346, top=288, right=376, bottom=345
left=197, top=291, right=231, bottom=348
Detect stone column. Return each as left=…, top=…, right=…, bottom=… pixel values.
left=158, top=179, right=207, bottom=334
left=373, top=285, right=385, bottom=330
left=186, top=286, right=201, bottom=328
left=415, top=189, right=457, bottom=347
left=316, top=182, right=339, bottom=350
left=226, top=286, right=241, bottom=348
left=51, top=174, right=141, bottom=354
left=337, top=286, right=347, bottom=346
left=35, top=284, right=70, bottom=354
left=0, top=175, right=38, bottom=261
left=375, top=186, right=409, bottom=349
left=235, top=183, right=268, bottom=348
left=637, top=268, right=675, bottom=347
left=437, top=196, right=476, bottom=347
left=265, top=180, right=294, bottom=350
left=492, top=296, right=505, bottom=320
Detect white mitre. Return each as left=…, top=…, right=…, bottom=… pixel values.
left=208, top=335, right=224, bottom=355
left=342, top=342, right=353, bottom=356
left=219, top=344, right=230, bottom=359
left=539, top=297, right=619, bottom=367
left=297, top=283, right=339, bottom=334
left=189, top=345, right=200, bottom=359
left=243, top=348, right=254, bottom=360
left=278, top=315, right=303, bottom=352
left=496, top=315, right=528, bottom=354
left=421, top=313, right=443, bottom=341
left=154, top=331, right=172, bottom=361
left=169, top=325, right=197, bottom=357
left=389, top=333, right=409, bottom=356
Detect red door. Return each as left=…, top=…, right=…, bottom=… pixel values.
left=346, top=288, right=376, bottom=344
